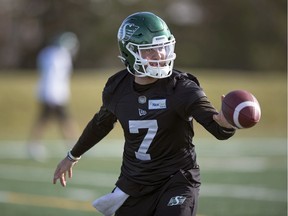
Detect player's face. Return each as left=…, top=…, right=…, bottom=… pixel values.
left=139, top=47, right=167, bottom=67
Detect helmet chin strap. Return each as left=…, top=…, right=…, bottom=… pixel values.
left=128, top=62, right=171, bottom=78
left=140, top=58, right=173, bottom=78
left=145, top=65, right=171, bottom=78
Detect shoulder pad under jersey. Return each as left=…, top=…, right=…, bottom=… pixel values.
left=102, top=69, right=130, bottom=112
left=170, top=69, right=200, bottom=88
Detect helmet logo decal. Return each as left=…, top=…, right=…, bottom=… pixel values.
left=118, top=23, right=139, bottom=42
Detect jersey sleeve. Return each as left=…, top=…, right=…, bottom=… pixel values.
left=172, top=73, right=235, bottom=140
left=71, top=70, right=128, bottom=157
left=71, top=106, right=117, bottom=157
left=190, top=97, right=235, bottom=140
left=102, top=69, right=129, bottom=114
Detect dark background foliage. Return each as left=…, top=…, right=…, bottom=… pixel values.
left=0, top=0, right=286, bottom=72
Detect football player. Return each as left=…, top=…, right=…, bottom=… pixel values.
left=27, top=32, right=79, bottom=161
left=53, top=12, right=236, bottom=216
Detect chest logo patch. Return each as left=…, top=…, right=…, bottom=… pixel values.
left=138, top=109, right=147, bottom=116
left=138, top=96, right=147, bottom=104
left=148, top=99, right=166, bottom=110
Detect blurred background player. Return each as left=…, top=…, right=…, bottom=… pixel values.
left=27, top=32, right=80, bottom=161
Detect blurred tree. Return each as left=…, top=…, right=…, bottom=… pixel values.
left=185, top=0, right=287, bottom=71
left=0, top=0, right=286, bottom=71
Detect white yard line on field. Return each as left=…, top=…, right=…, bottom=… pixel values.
left=0, top=164, right=117, bottom=188
left=0, top=164, right=286, bottom=203
left=0, top=138, right=286, bottom=206
left=0, top=138, right=286, bottom=159
left=0, top=138, right=281, bottom=173
left=201, top=184, right=286, bottom=202
left=197, top=157, right=269, bottom=172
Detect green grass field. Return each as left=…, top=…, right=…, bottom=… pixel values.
left=0, top=69, right=286, bottom=216
left=0, top=69, right=286, bottom=139
left=0, top=138, right=286, bottom=216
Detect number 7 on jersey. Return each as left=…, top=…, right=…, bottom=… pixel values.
left=129, top=120, right=158, bottom=161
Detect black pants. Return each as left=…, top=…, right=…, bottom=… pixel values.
left=115, top=169, right=200, bottom=216
left=39, top=102, right=69, bottom=121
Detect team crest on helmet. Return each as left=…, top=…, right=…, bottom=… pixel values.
left=118, top=23, right=139, bottom=42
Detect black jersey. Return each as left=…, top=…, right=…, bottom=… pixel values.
left=71, top=69, right=235, bottom=197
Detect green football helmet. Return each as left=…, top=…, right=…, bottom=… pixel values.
left=117, top=12, right=176, bottom=78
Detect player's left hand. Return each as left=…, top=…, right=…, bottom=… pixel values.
left=53, top=157, right=77, bottom=187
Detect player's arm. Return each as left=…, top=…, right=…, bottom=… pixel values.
left=191, top=96, right=236, bottom=140
left=172, top=72, right=235, bottom=139
left=53, top=156, right=77, bottom=187
left=212, top=95, right=235, bottom=128
left=213, top=110, right=234, bottom=128
left=53, top=106, right=117, bottom=186
left=70, top=105, right=117, bottom=157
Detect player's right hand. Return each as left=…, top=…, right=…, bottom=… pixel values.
left=53, top=157, right=76, bottom=187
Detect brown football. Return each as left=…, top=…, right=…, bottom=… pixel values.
left=222, top=90, right=261, bottom=129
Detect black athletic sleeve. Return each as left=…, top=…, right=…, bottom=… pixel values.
left=191, top=96, right=235, bottom=140
left=70, top=106, right=117, bottom=157
left=171, top=73, right=235, bottom=140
